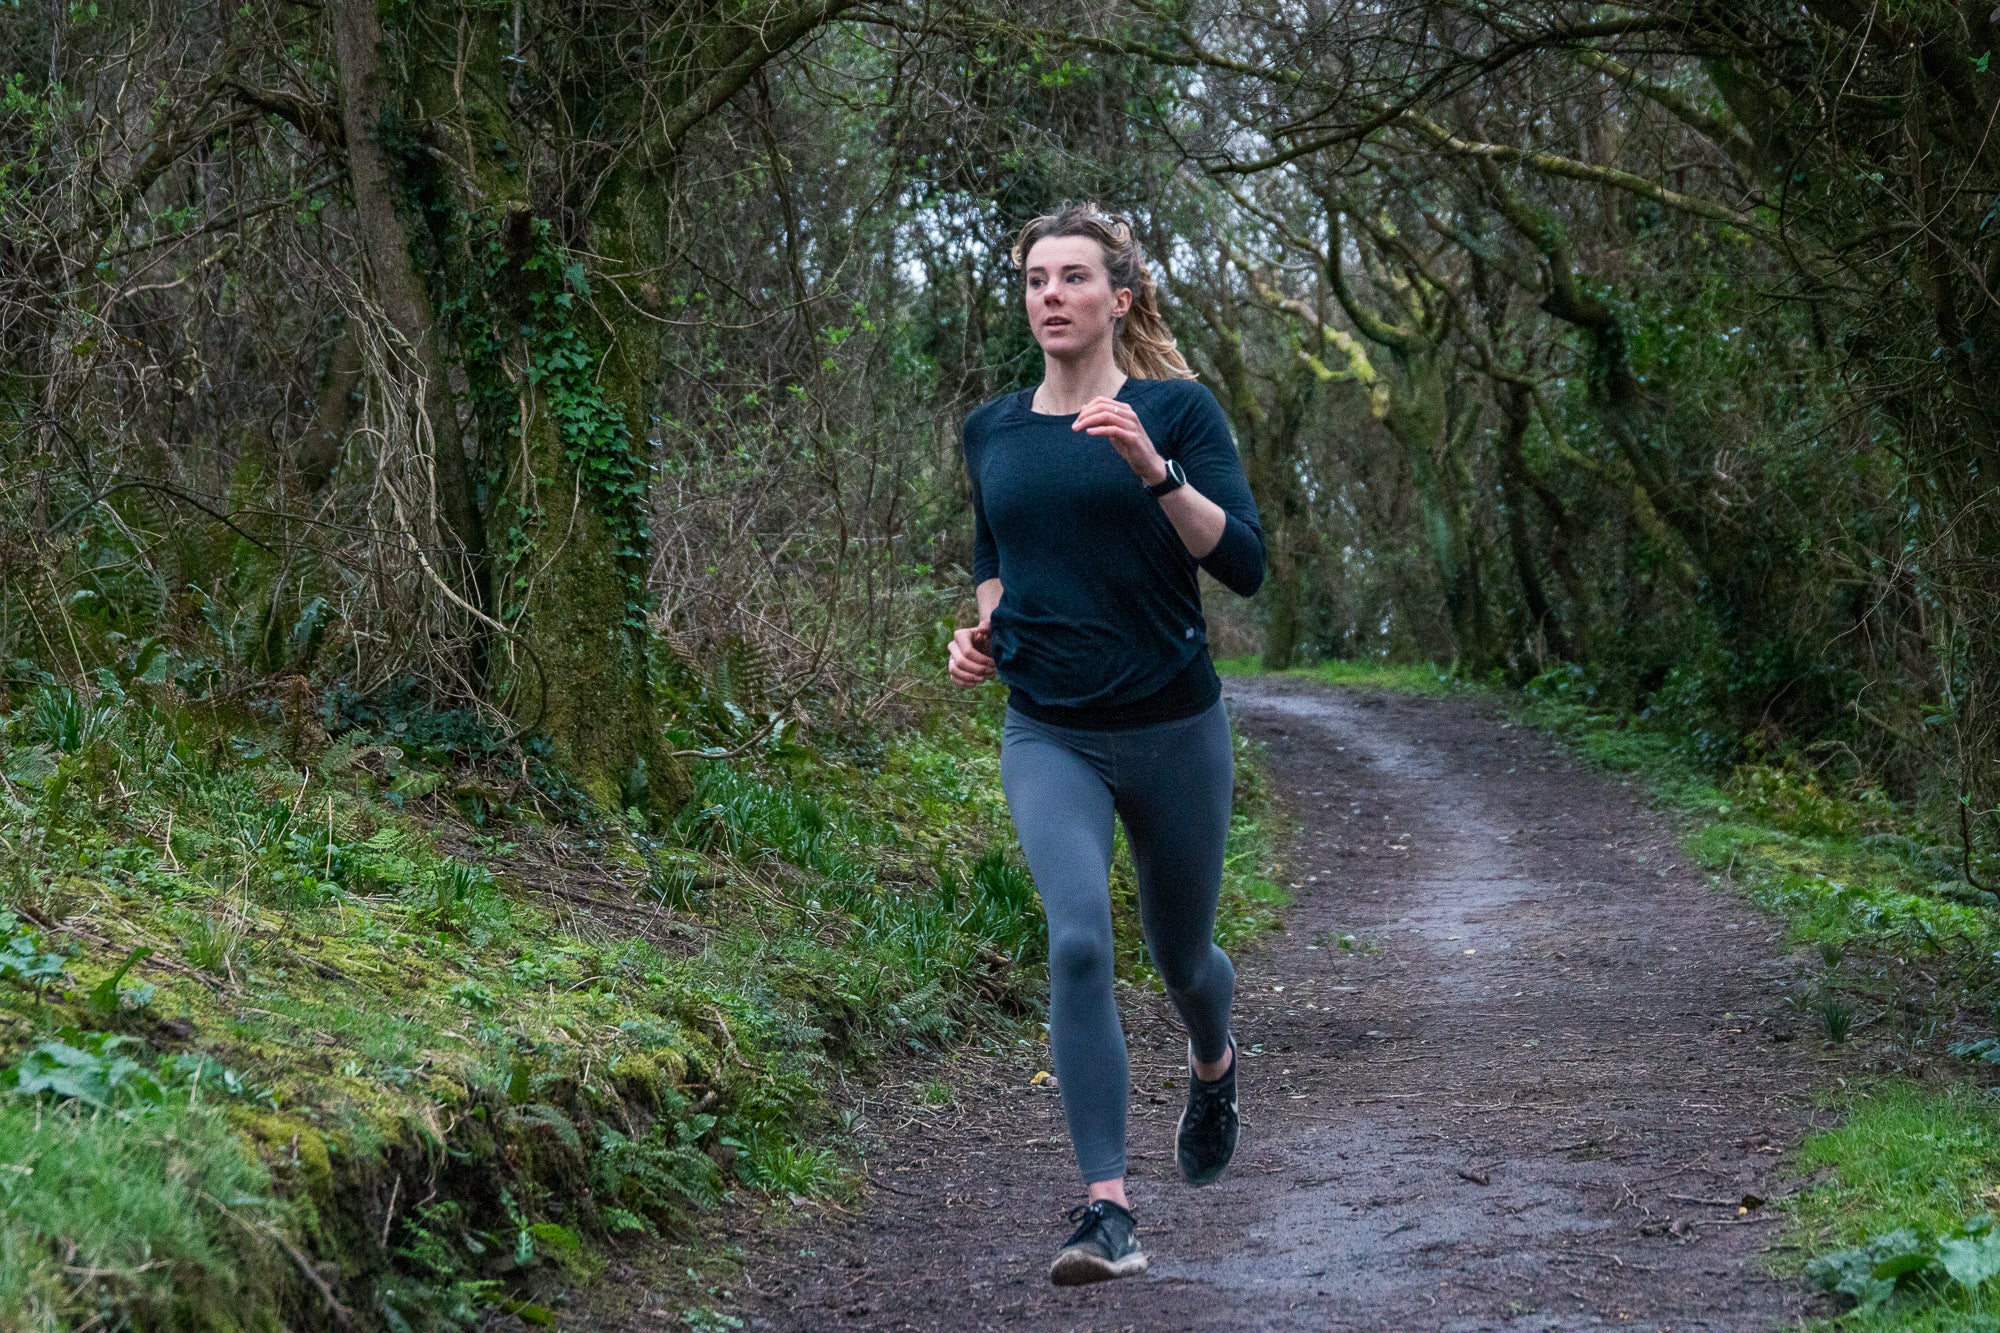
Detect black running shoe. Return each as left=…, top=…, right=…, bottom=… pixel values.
left=1049, top=1200, right=1148, bottom=1286
left=1177, top=1035, right=1239, bottom=1186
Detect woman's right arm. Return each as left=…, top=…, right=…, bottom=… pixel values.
left=948, top=578, right=1002, bottom=688
left=954, top=424, right=1003, bottom=689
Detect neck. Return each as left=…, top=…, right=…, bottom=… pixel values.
left=1035, top=339, right=1126, bottom=414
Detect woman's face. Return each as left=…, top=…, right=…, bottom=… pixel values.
left=1022, top=235, right=1132, bottom=359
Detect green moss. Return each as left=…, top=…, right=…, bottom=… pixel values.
left=239, top=1113, right=334, bottom=1201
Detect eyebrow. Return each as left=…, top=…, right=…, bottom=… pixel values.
left=1025, top=262, right=1095, bottom=276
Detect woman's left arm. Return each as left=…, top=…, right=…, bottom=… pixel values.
left=1074, top=392, right=1266, bottom=595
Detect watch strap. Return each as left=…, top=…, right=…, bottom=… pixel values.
left=1146, top=458, right=1186, bottom=498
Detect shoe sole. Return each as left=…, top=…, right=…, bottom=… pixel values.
left=1049, top=1248, right=1149, bottom=1286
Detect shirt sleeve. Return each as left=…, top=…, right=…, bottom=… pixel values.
left=1172, top=383, right=1266, bottom=597
left=966, top=417, right=1000, bottom=585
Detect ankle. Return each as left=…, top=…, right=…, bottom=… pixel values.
left=1085, top=1179, right=1130, bottom=1211
left=1190, top=1037, right=1234, bottom=1083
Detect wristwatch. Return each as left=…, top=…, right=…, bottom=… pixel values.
left=1146, top=458, right=1187, bottom=498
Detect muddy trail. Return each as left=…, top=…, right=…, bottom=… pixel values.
left=697, top=678, right=1831, bottom=1331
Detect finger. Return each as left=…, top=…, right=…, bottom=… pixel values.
left=1082, top=423, right=1139, bottom=444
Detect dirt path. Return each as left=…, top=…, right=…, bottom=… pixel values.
left=709, top=678, right=1829, bottom=1331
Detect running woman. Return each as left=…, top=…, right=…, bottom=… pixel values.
left=946, top=204, right=1266, bottom=1286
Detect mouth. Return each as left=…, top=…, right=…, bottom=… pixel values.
left=1042, top=317, right=1071, bottom=331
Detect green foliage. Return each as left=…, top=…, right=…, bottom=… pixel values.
left=1730, top=762, right=1896, bottom=841
left=737, top=1132, right=842, bottom=1197
left=1788, top=1085, right=2000, bottom=1327
left=444, top=211, right=656, bottom=629
left=9, top=1031, right=161, bottom=1109
left=0, top=912, right=70, bottom=996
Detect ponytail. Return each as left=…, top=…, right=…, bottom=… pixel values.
left=1009, top=203, right=1195, bottom=380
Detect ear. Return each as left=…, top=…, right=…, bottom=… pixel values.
left=1112, top=287, right=1134, bottom=319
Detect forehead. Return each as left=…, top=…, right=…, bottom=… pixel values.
left=1023, top=234, right=1106, bottom=272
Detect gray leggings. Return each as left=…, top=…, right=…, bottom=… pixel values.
left=1000, top=700, right=1237, bottom=1184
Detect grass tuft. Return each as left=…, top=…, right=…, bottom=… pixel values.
left=0, top=1096, right=288, bottom=1331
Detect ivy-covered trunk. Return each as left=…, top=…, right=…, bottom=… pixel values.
left=507, top=178, right=685, bottom=818
left=319, top=2, right=852, bottom=816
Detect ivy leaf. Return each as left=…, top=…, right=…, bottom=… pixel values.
left=1805, top=1245, right=1899, bottom=1310
left=1867, top=1228, right=1936, bottom=1279
left=1941, top=1231, right=2000, bottom=1288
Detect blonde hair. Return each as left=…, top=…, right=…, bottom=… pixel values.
left=1009, top=203, right=1194, bottom=380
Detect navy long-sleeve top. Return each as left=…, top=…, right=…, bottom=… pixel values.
left=965, top=376, right=1266, bottom=725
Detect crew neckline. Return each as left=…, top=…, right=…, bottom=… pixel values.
left=1020, top=378, right=1136, bottom=419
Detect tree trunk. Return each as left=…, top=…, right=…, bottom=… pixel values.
left=1260, top=545, right=1305, bottom=670
left=320, top=1, right=850, bottom=818
left=1494, top=381, right=1573, bottom=663
left=515, top=172, right=690, bottom=817
left=327, top=0, right=486, bottom=611
left=1380, top=349, right=1491, bottom=671
left=297, top=315, right=362, bottom=491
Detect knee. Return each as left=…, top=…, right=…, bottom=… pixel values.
left=1158, top=945, right=1230, bottom=999
left=1048, top=929, right=1113, bottom=989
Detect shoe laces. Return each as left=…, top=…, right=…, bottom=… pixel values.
left=1062, top=1200, right=1122, bottom=1245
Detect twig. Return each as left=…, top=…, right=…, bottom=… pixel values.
left=380, top=1175, right=401, bottom=1249
left=204, top=1191, right=353, bottom=1325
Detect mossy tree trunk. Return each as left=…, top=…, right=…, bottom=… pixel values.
left=324, top=0, right=854, bottom=817
left=1318, top=203, right=1496, bottom=671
